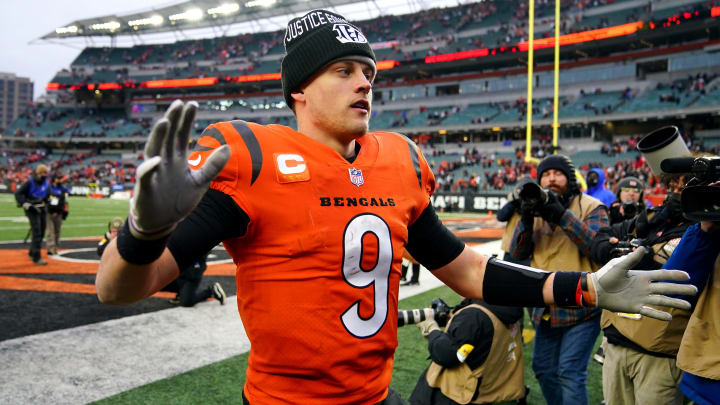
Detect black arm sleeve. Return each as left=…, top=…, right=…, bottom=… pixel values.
left=167, top=189, right=249, bottom=272
left=406, top=203, right=466, bottom=270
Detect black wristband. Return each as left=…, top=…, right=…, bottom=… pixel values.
left=552, top=271, right=584, bottom=308
left=116, top=219, right=170, bottom=265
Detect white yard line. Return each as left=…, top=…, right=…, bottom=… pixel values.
left=0, top=241, right=503, bottom=404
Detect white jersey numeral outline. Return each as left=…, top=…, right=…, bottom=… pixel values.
left=340, top=213, right=392, bottom=338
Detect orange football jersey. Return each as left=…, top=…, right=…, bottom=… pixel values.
left=188, top=121, right=435, bottom=405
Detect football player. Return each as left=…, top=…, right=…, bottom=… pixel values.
left=96, top=9, right=696, bottom=405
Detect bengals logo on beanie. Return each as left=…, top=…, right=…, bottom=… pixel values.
left=281, top=9, right=376, bottom=108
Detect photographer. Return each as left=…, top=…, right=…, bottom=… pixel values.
left=590, top=174, right=692, bottom=269
left=14, top=164, right=51, bottom=265
left=510, top=154, right=609, bottom=405
left=595, top=154, right=720, bottom=404
left=409, top=299, right=526, bottom=405
left=676, top=220, right=720, bottom=404
left=46, top=172, right=68, bottom=256
left=607, top=177, right=645, bottom=225
left=98, top=219, right=225, bottom=307
left=97, top=217, right=124, bottom=257
left=498, top=177, right=532, bottom=265
left=600, top=218, right=720, bottom=405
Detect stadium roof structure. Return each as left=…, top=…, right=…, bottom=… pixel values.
left=40, top=0, right=444, bottom=40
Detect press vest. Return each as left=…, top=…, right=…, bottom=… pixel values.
left=677, top=254, right=720, bottom=379
left=425, top=304, right=525, bottom=404
left=500, top=213, right=521, bottom=253
left=601, top=307, right=690, bottom=356
left=601, top=232, right=690, bottom=356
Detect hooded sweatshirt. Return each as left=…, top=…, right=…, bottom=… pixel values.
left=585, top=168, right=616, bottom=207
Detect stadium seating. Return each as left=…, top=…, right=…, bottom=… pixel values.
left=5, top=0, right=720, bottom=196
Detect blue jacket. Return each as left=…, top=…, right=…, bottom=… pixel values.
left=585, top=168, right=616, bottom=207
left=671, top=224, right=720, bottom=404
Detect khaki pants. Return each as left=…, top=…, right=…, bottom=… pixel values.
left=602, top=340, right=683, bottom=405
left=46, top=213, right=63, bottom=254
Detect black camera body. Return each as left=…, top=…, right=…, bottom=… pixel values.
left=516, top=182, right=550, bottom=214
left=397, top=298, right=451, bottom=327
left=609, top=238, right=644, bottom=259
left=661, top=156, right=720, bottom=221
left=621, top=201, right=642, bottom=219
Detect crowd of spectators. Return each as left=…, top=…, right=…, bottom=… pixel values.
left=1, top=148, right=138, bottom=190
left=9, top=103, right=152, bottom=139
left=5, top=129, right=720, bottom=199
left=657, top=73, right=718, bottom=104
left=60, top=0, right=653, bottom=85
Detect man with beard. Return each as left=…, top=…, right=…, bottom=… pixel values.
left=510, top=154, right=608, bottom=405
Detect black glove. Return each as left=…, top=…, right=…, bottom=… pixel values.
left=538, top=191, right=566, bottom=224
left=609, top=202, right=624, bottom=224
left=662, top=192, right=683, bottom=220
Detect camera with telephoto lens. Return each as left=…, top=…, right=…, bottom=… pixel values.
left=621, top=201, right=642, bottom=219
left=516, top=182, right=550, bottom=214
left=609, top=238, right=644, bottom=259
left=398, top=298, right=451, bottom=327
left=660, top=156, right=720, bottom=221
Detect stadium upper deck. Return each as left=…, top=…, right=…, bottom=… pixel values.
left=3, top=0, right=720, bottom=178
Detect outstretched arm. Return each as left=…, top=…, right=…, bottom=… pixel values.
left=409, top=204, right=697, bottom=321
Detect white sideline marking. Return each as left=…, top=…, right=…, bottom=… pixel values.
left=0, top=241, right=503, bottom=404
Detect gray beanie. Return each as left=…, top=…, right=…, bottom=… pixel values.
left=281, top=9, right=376, bottom=108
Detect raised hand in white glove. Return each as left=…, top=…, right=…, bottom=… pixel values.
left=22, top=202, right=32, bottom=211
left=415, top=318, right=441, bottom=337
left=129, top=100, right=230, bottom=239
left=590, top=247, right=697, bottom=321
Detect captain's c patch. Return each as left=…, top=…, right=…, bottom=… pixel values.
left=275, top=153, right=311, bottom=183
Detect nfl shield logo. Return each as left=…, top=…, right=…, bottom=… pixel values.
left=348, top=168, right=364, bottom=187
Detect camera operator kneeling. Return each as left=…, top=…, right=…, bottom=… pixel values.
left=409, top=299, right=528, bottom=405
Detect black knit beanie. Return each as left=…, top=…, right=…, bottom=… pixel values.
left=615, top=176, right=644, bottom=199
left=537, top=155, right=573, bottom=182
left=281, top=9, right=376, bottom=108
left=536, top=154, right=579, bottom=196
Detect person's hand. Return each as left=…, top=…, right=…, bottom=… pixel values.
left=129, top=100, right=230, bottom=239
left=662, top=192, right=683, bottom=219
left=22, top=202, right=31, bottom=211
left=538, top=191, right=565, bottom=224
left=415, top=318, right=440, bottom=337
left=700, top=221, right=720, bottom=233
left=589, top=247, right=697, bottom=321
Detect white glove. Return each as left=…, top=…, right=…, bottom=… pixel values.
left=415, top=318, right=441, bottom=337
left=22, top=202, right=32, bottom=211
left=129, top=100, right=230, bottom=239
left=590, top=247, right=697, bottom=321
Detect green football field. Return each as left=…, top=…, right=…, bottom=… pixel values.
left=0, top=194, right=129, bottom=242
left=1, top=193, right=603, bottom=403
left=93, top=286, right=603, bottom=405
